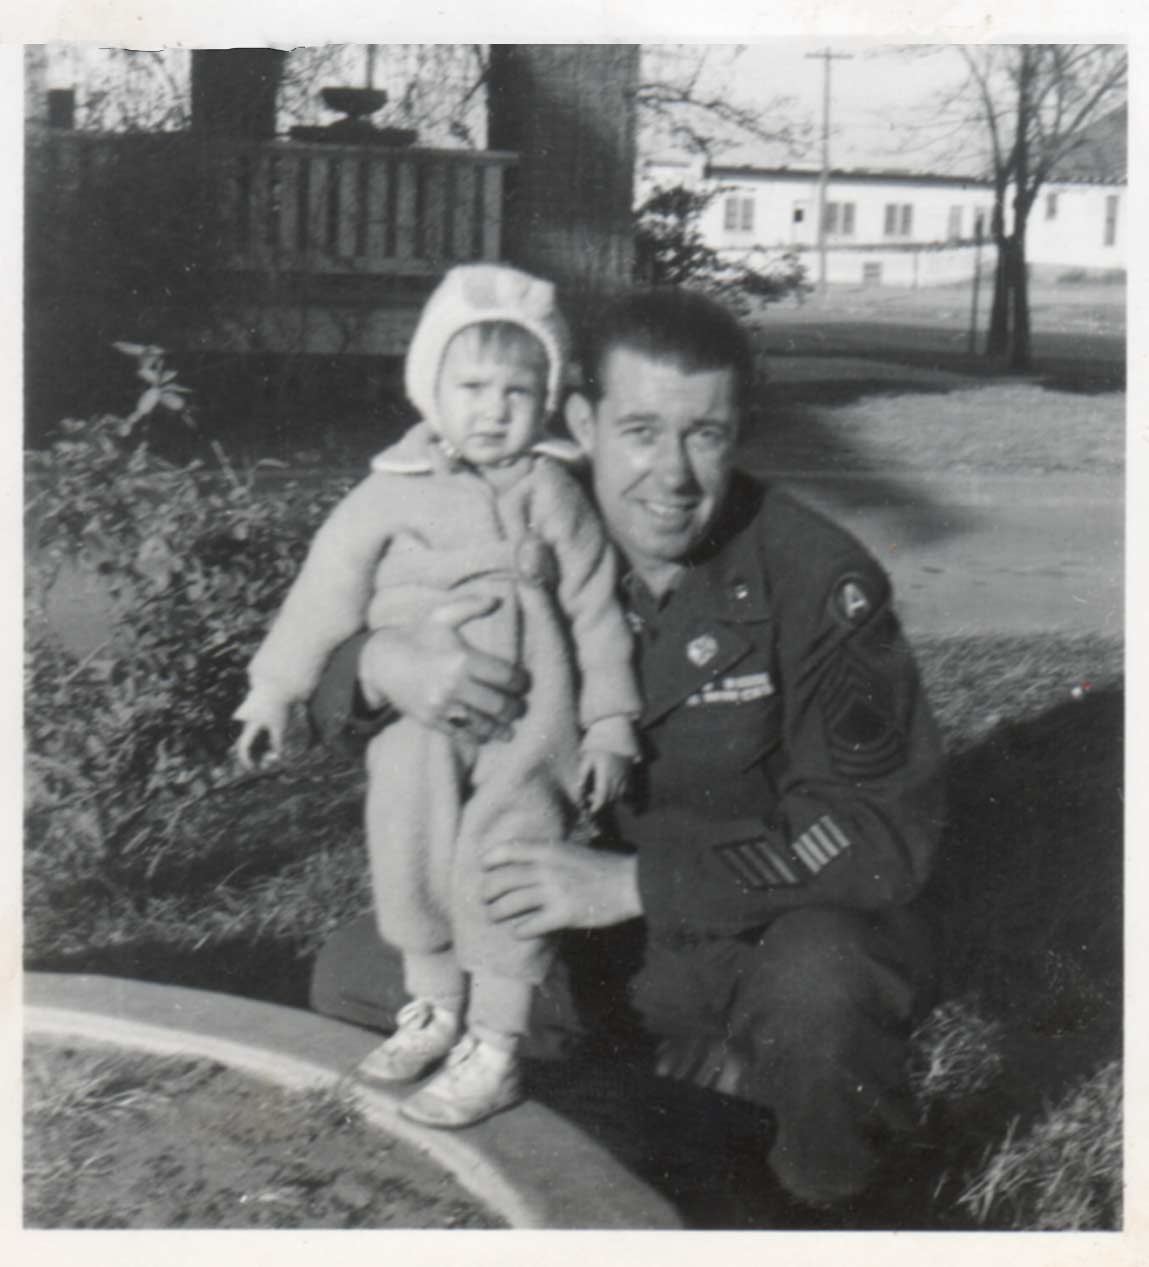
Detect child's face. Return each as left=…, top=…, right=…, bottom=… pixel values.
left=434, top=326, right=548, bottom=466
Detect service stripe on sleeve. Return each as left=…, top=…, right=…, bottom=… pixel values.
left=793, top=836, right=823, bottom=870
left=715, top=837, right=804, bottom=889
left=793, top=816, right=853, bottom=876
left=715, top=817, right=851, bottom=891
left=807, top=821, right=840, bottom=860
left=821, top=815, right=852, bottom=853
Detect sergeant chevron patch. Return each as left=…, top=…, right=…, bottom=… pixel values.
left=822, top=653, right=906, bottom=778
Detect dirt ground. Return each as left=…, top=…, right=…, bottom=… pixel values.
left=24, top=1040, right=503, bottom=1229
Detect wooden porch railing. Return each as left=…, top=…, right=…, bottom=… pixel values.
left=28, top=129, right=517, bottom=277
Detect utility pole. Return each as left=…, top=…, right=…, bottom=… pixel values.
left=805, top=47, right=853, bottom=298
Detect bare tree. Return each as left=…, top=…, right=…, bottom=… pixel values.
left=638, top=45, right=808, bottom=161
left=892, top=45, right=1126, bottom=370
left=279, top=44, right=489, bottom=144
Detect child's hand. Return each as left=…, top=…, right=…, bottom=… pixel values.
left=235, top=702, right=289, bottom=771
left=578, top=748, right=631, bottom=815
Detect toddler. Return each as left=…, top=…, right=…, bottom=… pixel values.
left=235, top=264, right=640, bottom=1128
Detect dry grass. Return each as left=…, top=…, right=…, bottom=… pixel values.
left=909, top=996, right=1006, bottom=1112
left=23, top=339, right=1125, bottom=1227
left=957, top=1061, right=1122, bottom=1230
left=741, top=381, right=1125, bottom=477
left=24, top=1042, right=501, bottom=1229
left=814, top=383, right=1124, bottom=475
left=24, top=629, right=1124, bottom=1230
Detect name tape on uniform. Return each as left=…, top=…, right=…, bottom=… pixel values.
left=686, top=671, right=775, bottom=708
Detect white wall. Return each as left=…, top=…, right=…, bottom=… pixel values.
left=699, top=174, right=994, bottom=251
left=1026, top=183, right=1124, bottom=271
left=639, top=160, right=1127, bottom=281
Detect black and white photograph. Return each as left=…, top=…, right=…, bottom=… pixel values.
left=14, top=7, right=1139, bottom=1257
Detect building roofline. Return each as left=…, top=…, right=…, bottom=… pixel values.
left=706, top=164, right=992, bottom=188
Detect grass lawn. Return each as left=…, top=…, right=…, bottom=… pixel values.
left=25, top=311, right=1125, bottom=1229
left=746, top=380, right=1125, bottom=477
left=25, top=1041, right=502, bottom=1228
left=24, top=626, right=1124, bottom=1230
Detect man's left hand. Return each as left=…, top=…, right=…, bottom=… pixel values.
left=480, top=839, right=642, bottom=937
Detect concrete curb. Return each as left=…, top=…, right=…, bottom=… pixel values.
left=25, top=973, right=682, bottom=1230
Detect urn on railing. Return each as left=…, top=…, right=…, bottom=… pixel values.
left=289, top=48, right=418, bottom=147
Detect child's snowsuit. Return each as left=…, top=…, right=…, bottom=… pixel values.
left=237, top=421, right=640, bottom=985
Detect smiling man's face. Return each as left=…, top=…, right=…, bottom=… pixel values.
left=567, top=345, right=740, bottom=594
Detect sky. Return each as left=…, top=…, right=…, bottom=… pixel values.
left=700, top=41, right=975, bottom=172
left=38, top=41, right=980, bottom=175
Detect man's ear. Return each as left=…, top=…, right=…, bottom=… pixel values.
left=564, top=391, right=596, bottom=454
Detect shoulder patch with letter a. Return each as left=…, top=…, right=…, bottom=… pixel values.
left=833, top=575, right=874, bottom=627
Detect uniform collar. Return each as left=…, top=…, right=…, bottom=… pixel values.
left=622, top=473, right=772, bottom=625
left=628, top=473, right=774, bottom=727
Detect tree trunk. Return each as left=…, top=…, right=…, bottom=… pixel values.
left=487, top=45, right=639, bottom=332
left=1010, top=230, right=1032, bottom=370
left=1007, top=47, right=1034, bottom=372
left=985, top=182, right=1010, bottom=356
left=190, top=49, right=286, bottom=139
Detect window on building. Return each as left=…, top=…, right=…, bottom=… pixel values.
left=1046, top=192, right=1059, bottom=221
left=740, top=196, right=755, bottom=233
left=793, top=204, right=806, bottom=224
left=1104, top=194, right=1119, bottom=247
left=947, top=206, right=963, bottom=241
left=973, top=207, right=989, bottom=240
left=862, top=261, right=883, bottom=287
left=824, top=201, right=857, bottom=236
left=724, top=194, right=755, bottom=233
left=884, top=202, right=914, bottom=236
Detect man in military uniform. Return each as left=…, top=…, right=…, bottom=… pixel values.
left=308, top=288, right=945, bottom=1214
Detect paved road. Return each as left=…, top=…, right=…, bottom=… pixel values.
left=771, top=471, right=1124, bottom=638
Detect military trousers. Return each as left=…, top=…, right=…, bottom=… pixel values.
left=310, top=902, right=933, bottom=1208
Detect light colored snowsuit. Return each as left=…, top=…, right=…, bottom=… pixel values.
left=239, top=421, right=640, bottom=984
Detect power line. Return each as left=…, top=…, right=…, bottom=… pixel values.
left=805, top=47, right=854, bottom=296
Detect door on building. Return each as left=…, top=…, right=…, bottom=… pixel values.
left=791, top=200, right=810, bottom=244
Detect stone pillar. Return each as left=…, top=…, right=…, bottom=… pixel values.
left=487, top=45, right=639, bottom=330
left=190, top=49, right=286, bottom=139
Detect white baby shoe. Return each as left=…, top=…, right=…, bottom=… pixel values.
left=399, top=1032, right=523, bottom=1128
left=357, top=999, right=460, bottom=1085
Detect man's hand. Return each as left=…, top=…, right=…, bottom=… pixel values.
left=359, top=595, right=529, bottom=744
left=480, top=838, right=642, bottom=938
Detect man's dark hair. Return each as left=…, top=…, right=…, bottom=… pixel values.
left=580, top=287, right=754, bottom=405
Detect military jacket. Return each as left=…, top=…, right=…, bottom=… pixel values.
left=612, top=472, right=946, bottom=943
left=310, top=470, right=946, bottom=945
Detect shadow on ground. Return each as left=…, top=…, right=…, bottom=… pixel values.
left=741, top=390, right=980, bottom=549
left=758, top=323, right=1125, bottom=396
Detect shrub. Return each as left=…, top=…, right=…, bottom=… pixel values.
left=25, top=345, right=348, bottom=896
left=634, top=183, right=810, bottom=315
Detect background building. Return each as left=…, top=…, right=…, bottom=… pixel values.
left=640, top=103, right=1126, bottom=289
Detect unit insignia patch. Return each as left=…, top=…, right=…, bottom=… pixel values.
left=686, top=634, right=720, bottom=667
